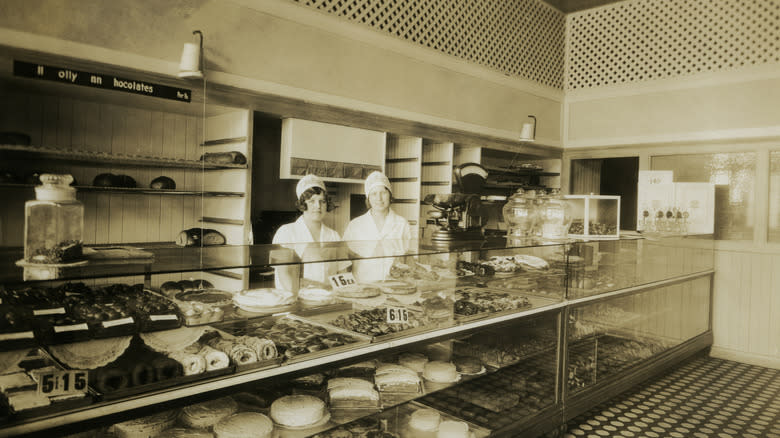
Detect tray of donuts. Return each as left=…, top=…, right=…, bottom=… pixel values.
left=213, top=314, right=371, bottom=364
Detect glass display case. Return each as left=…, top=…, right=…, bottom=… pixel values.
left=564, top=195, right=621, bottom=239
left=0, top=235, right=714, bottom=438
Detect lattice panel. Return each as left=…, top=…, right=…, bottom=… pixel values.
left=291, top=0, right=565, bottom=89
left=566, top=0, right=780, bottom=90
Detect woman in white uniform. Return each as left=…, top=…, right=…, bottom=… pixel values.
left=343, top=171, right=412, bottom=283
left=272, top=174, right=343, bottom=290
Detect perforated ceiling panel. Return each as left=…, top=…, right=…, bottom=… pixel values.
left=566, top=0, right=780, bottom=90
left=290, top=0, right=566, bottom=89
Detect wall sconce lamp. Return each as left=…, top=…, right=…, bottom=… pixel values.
left=519, top=115, right=537, bottom=142
left=178, top=30, right=204, bottom=79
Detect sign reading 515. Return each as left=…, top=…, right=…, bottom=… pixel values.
left=35, top=370, right=88, bottom=397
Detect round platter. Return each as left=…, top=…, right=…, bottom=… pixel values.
left=15, top=259, right=89, bottom=268
left=275, top=411, right=331, bottom=430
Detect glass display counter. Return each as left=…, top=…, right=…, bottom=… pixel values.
left=0, top=235, right=714, bottom=437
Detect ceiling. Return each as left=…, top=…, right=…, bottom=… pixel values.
left=543, top=0, right=629, bottom=13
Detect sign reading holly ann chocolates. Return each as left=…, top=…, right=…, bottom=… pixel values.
left=13, top=60, right=192, bottom=102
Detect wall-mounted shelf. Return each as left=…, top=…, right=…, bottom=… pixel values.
left=0, top=144, right=247, bottom=170
left=483, top=165, right=559, bottom=177
left=0, top=183, right=244, bottom=197
left=386, top=157, right=419, bottom=164
left=421, top=161, right=451, bottom=166
left=199, top=217, right=245, bottom=225
left=200, top=136, right=248, bottom=147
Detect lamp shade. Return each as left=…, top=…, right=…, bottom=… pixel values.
left=178, top=42, right=202, bottom=78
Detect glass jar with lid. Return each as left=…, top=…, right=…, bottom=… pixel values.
left=539, top=188, right=572, bottom=240
left=24, top=174, right=84, bottom=264
left=502, top=188, right=538, bottom=241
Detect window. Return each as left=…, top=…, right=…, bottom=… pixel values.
left=652, top=152, right=756, bottom=241
left=770, top=151, right=780, bottom=243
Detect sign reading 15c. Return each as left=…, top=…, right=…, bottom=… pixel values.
left=328, top=273, right=356, bottom=289
left=36, top=370, right=88, bottom=397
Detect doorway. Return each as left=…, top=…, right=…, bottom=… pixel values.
left=570, top=157, right=639, bottom=230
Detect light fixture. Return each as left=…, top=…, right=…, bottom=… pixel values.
left=178, top=30, right=204, bottom=79
left=519, top=115, right=537, bottom=142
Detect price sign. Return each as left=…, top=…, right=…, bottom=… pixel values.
left=35, top=370, right=88, bottom=397
left=328, top=272, right=357, bottom=289
left=386, top=307, right=409, bottom=324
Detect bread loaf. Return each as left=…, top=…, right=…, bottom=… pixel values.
left=176, top=228, right=226, bottom=247
left=199, top=151, right=247, bottom=165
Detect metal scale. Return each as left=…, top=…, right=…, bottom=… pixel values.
left=423, top=163, right=488, bottom=243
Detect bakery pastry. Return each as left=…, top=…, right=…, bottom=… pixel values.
left=175, top=290, right=233, bottom=307
left=206, top=338, right=256, bottom=366
left=422, top=361, right=459, bottom=383
left=0, top=372, right=36, bottom=392
left=398, top=353, right=428, bottom=373
left=160, top=281, right=183, bottom=297
left=298, top=287, right=335, bottom=306
left=181, top=396, right=238, bottom=428
left=140, top=326, right=207, bottom=353
left=408, top=408, right=441, bottom=433
left=327, top=377, right=379, bottom=407
left=92, top=366, right=130, bottom=393
left=6, top=390, right=50, bottom=411
left=200, top=151, right=247, bottom=165
left=372, top=280, right=417, bottom=295
left=150, top=176, right=176, bottom=190
left=176, top=228, right=227, bottom=247
left=270, top=394, right=328, bottom=428
left=213, top=412, right=273, bottom=438
left=113, top=409, right=178, bottom=438
left=374, top=364, right=421, bottom=393
left=170, top=352, right=207, bottom=376
left=233, top=288, right=294, bottom=312
left=453, top=356, right=483, bottom=374
left=437, top=421, right=470, bottom=438
left=237, top=336, right=277, bottom=360
left=156, top=428, right=214, bottom=438
left=334, top=284, right=382, bottom=298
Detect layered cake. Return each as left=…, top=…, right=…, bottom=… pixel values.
left=408, top=408, right=441, bottom=433
left=374, top=364, right=421, bottom=393
left=398, top=352, right=429, bottom=373
left=269, top=394, right=328, bottom=428
left=437, top=421, right=470, bottom=438
left=213, top=412, right=273, bottom=438
left=180, top=396, right=238, bottom=428
left=327, top=377, right=379, bottom=407
left=422, top=361, right=459, bottom=383
left=112, top=410, right=178, bottom=438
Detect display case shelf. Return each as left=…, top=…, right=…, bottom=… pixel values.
left=0, top=183, right=244, bottom=197
left=0, top=144, right=248, bottom=170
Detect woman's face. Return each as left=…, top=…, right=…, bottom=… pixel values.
left=302, top=193, right=327, bottom=222
left=369, top=187, right=391, bottom=213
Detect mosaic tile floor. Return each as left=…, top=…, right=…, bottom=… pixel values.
left=562, top=355, right=780, bottom=438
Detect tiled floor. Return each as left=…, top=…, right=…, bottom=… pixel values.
left=562, top=355, right=780, bottom=438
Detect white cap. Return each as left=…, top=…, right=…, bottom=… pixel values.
left=364, top=171, right=391, bottom=196
left=295, top=174, right=326, bottom=199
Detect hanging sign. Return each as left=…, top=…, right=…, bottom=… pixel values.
left=13, top=60, right=192, bottom=102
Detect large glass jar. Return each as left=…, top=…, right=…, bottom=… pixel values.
left=24, top=174, right=84, bottom=264
left=502, top=188, right=538, bottom=240
left=539, top=188, right=572, bottom=239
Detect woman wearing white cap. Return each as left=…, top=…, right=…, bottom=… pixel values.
left=272, top=174, right=343, bottom=289
left=343, top=171, right=412, bottom=283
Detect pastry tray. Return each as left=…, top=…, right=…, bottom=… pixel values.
left=0, top=348, right=94, bottom=421
left=453, top=289, right=560, bottom=324
left=301, top=306, right=446, bottom=344
left=379, top=400, right=491, bottom=438
left=208, top=328, right=284, bottom=373
left=213, top=314, right=371, bottom=365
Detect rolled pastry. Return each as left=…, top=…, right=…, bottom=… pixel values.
left=170, top=352, right=206, bottom=376
left=237, top=336, right=277, bottom=360
left=198, top=345, right=230, bottom=371
left=207, top=338, right=258, bottom=366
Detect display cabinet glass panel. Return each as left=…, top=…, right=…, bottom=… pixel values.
left=564, top=195, right=620, bottom=239
left=651, top=152, right=756, bottom=241
left=567, top=234, right=714, bottom=299
left=566, top=275, right=711, bottom=393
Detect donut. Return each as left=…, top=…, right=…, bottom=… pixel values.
left=94, top=366, right=130, bottom=393
left=131, top=362, right=156, bottom=386
left=152, top=357, right=182, bottom=381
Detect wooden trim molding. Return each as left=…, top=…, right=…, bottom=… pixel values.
left=710, top=346, right=780, bottom=370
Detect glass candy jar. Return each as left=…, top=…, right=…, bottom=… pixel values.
left=502, top=188, right=538, bottom=240
left=539, top=188, right=572, bottom=239
left=24, top=174, right=84, bottom=264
